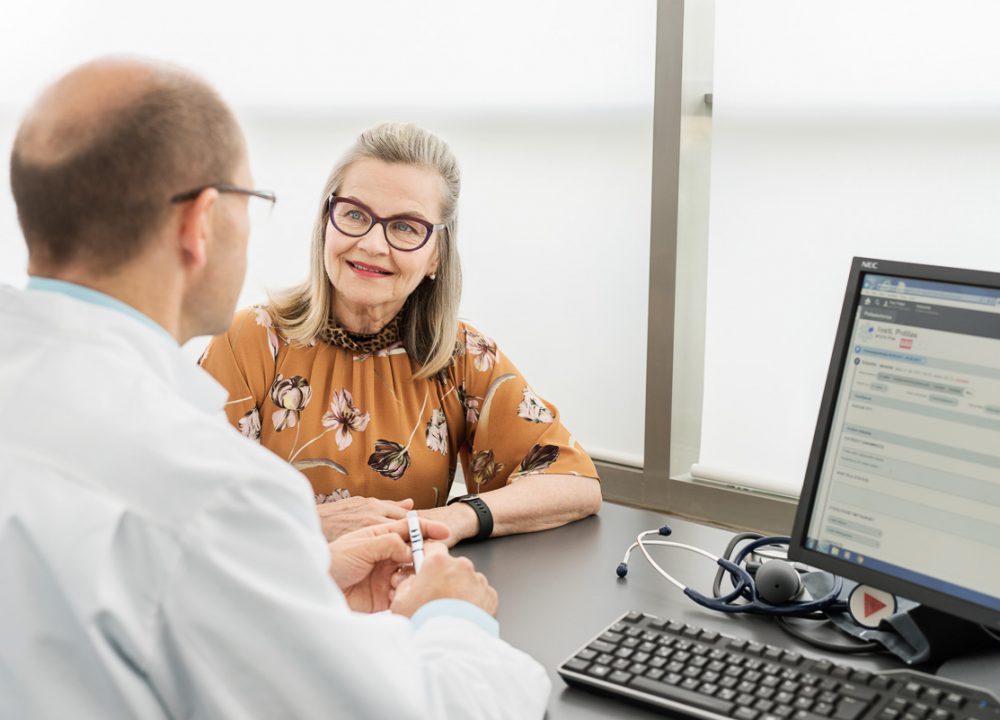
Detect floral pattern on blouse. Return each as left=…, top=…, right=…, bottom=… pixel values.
left=321, top=389, right=370, bottom=451
left=513, top=444, right=560, bottom=477
left=238, top=408, right=262, bottom=442
left=457, top=382, right=481, bottom=424
left=465, top=329, right=498, bottom=372
left=253, top=304, right=282, bottom=360
left=269, top=374, right=312, bottom=431
left=368, top=440, right=410, bottom=480
left=200, top=306, right=599, bottom=507
left=425, top=409, right=448, bottom=455
left=469, top=449, right=504, bottom=489
left=517, top=386, right=555, bottom=424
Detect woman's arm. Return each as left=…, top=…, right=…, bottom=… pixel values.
left=420, top=473, right=602, bottom=546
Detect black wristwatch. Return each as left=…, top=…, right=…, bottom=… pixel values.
left=446, top=494, right=494, bottom=542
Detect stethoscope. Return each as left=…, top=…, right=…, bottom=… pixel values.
left=617, top=525, right=844, bottom=617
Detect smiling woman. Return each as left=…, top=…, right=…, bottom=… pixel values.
left=199, top=122, right=602, bottom=546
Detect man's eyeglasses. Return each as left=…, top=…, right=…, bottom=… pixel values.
left=170, top=183, right=277, bottom=208
left=327, top=194, right=445, bottom=252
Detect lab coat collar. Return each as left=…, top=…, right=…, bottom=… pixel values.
left=4, top=284, right=228, bottom=415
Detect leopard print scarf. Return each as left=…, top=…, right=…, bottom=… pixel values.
left=318, top=312, right=404, bottom=353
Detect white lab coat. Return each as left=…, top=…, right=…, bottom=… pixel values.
left=0, top=286, right=550, bottom=719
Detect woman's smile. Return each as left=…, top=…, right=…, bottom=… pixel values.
left=346, top=260, right=394, bottom=278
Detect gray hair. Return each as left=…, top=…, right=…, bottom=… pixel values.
left=268, top=122, right=462, bottom=378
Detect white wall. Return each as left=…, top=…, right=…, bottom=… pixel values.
left=695, top=0, right=1000, bottom=495
left=0, top=0, right=656, bottom=465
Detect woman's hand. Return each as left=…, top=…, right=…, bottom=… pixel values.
left=417, top=504, right=481, bottom=548
left=329, top=517, right=450, bottom=613
left=316, top=496, right=415, bottom=542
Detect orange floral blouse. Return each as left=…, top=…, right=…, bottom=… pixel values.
left=199, top=306, right=599, bottom=508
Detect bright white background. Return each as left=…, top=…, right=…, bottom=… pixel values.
left=695, top=0, right=1000, bottom=496
left=0, top=0, right=657, bottom=465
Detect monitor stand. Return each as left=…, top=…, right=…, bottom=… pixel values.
left=886, top=605, right=1000, bottom=693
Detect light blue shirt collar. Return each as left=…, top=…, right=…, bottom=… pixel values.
left=27, top=277, right=177, bottom=344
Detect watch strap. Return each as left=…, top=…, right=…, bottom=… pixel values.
left=447, top=494, right=494, bottom=542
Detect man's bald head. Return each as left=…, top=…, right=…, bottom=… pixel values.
left=10, top=57, right=245, bottom=274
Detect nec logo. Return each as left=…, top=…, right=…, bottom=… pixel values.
left=861, top=261, right=879, bottom=270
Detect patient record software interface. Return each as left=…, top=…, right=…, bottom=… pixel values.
left=805, top=273, right=1000, bottom=610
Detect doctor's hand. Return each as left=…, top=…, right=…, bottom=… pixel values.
left=328, top=518, right=450, bottom=613
left=389, top=544, right=499, bottom=619
left=316, top=496, right=415, bottom=542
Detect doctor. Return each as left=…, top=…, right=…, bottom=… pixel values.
left=0, top=57, right=549, bottom=718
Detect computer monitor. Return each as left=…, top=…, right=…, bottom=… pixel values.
left=790, top=257, right=1000, bottom=631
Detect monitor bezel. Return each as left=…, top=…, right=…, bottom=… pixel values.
left=788, top=256, right=1000, bottom=630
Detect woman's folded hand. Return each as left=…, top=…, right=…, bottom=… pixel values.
left=316, top=496, right=415, bottom=541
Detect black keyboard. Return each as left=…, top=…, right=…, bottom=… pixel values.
left=558, top=611, right=1000, bottom=720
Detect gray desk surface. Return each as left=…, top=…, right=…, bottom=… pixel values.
left=457, top=502, right=912, bottom=719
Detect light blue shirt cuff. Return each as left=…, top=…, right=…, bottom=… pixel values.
left=410, top=599, right=499, bottom=638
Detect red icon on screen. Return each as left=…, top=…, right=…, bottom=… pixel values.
left=899, top=338, right=913, bottom=349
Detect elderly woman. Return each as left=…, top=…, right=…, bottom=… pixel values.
left=200, top=122, right=601, bottom=545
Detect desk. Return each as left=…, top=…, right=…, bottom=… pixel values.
left=457, top=502, right=909, bottom=719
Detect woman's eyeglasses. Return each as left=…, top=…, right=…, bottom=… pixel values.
left=327, top=194, right=445, bottom=252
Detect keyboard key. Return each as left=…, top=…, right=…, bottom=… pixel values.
left=782, top=651, right=803, bottom=666
left=624, top=611, right=643, bottom=623
left=839, top=682, right=878, bottom=703
left=850, top=670, right=873, bottom=684
left=834, top=696, right=869, bottom=720
left=921, top=688, right=942, bottom=704
left=576, top=649, right=597, bottom=661
left=609, top=670, right=632, bottom=684
left=630, top=675, right=737, bottom=715
left=600, top=631, right=624, bottom=644
left=941, top=694, right=965, bottom=710
left=564, top=658, right=590, bottom=672
left=734, top=708, right=760, bottom=720
left=645, top=668, right=665, bottom=681
left=587, top=663, right=611, bottom=678
left=588, top=640, right=615, bottom=654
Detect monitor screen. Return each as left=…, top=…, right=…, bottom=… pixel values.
left=790, top=258, right=1000, bottom=629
